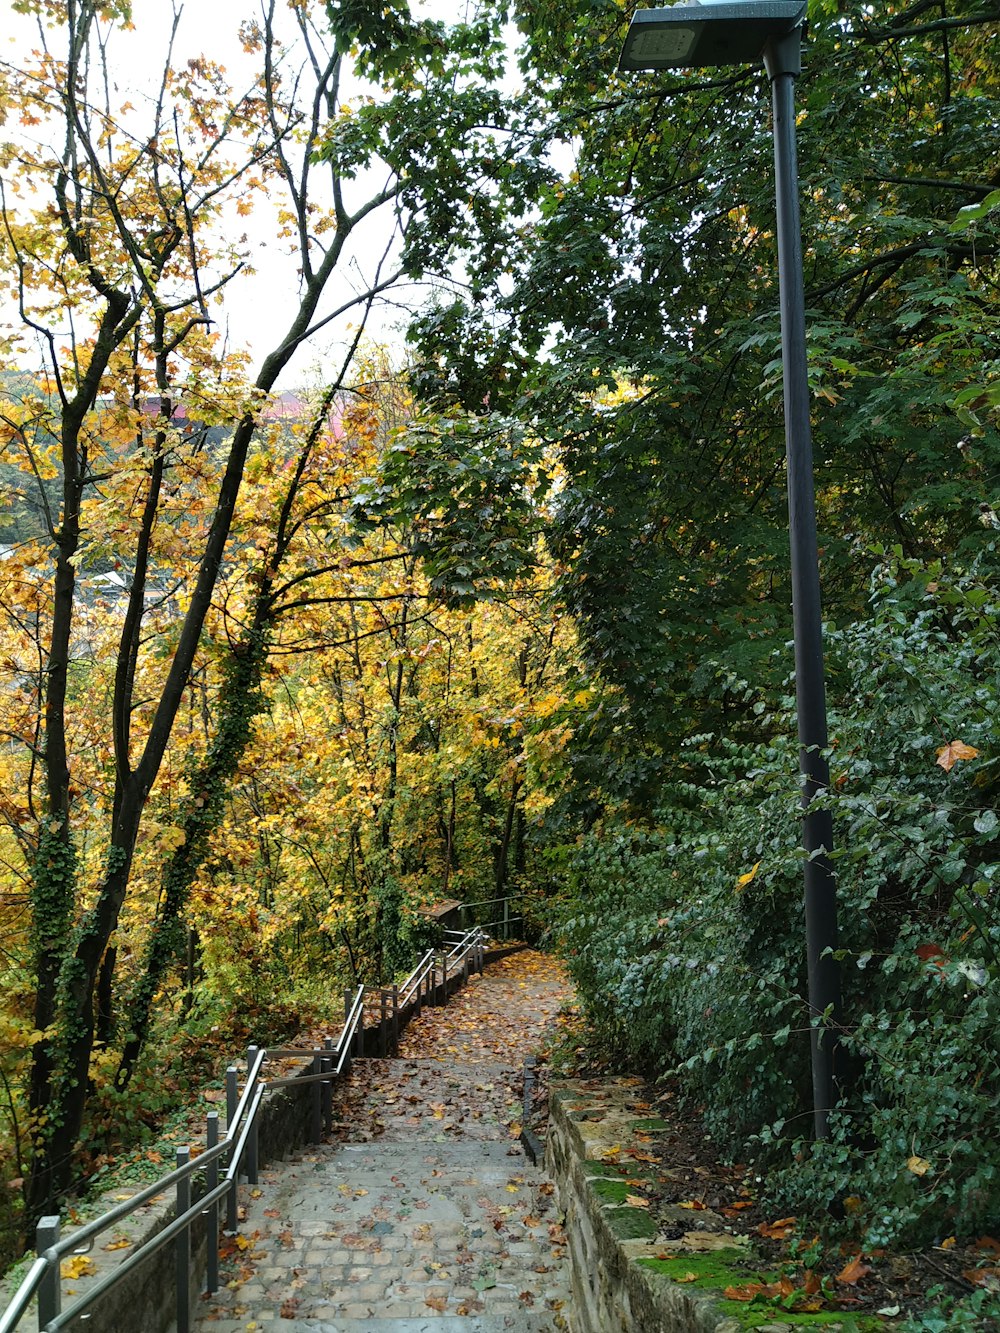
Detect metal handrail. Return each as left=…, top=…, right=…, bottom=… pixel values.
left=0, top=985, right=366, bottom=1333
left=1, top=926, right=489, bottom=1333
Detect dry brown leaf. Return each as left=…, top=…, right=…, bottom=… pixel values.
left=758, top=1216, right=796, bottom=1239
left=836, top=1256, right=871, bottom=1285
left=724, top=1282, right=765, bottom=1301
left=936, top=740, right=979, bottom=772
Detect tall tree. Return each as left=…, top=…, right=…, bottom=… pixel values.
left=0, top=0, right=521, bottom=1217
left=405, top=0, right=1000, bottom=794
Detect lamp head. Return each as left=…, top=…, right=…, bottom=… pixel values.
left=619, top=0, right=807, bottom=71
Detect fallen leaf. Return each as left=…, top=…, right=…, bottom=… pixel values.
left=679, top=1199, right=708, bottom=1211
left=624, top=1195, right=650, bottom=1208
left=61, top=1256, right=96, bottom=1279
left=963, top=1266, right=1000, bottom=1287
left=906, top=1155, right=932, bottom=1176
left=725, top=1282, right=766, bottom=1301
left=675, top=1272, right=699, bottom=1283
left=758, top=1216, right=796, bottom=1239
left=425, top=1296, right=448, bottom=1312
left=836, top=1256, right=871, bottom=1285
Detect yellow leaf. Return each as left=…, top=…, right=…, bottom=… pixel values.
left=936, top=740, right=979, bottom=773
left=907, top=1155, right=932, bottom=1177
left=61, top=1255, right=96, bottom=1279
left=735, top=861, right=761, bottom=891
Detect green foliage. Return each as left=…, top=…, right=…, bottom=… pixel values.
left=559, top=550, right=1000, bottom=1249
left=351, top=411, right=547, bottom=605
left=899, top=1285, right=1000, bottom=1333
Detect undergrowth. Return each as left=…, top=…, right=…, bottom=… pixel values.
left=558, top=549, right=1000, bottom=1257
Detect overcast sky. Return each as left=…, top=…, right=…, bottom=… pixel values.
left=2, top=0, right=461, bottom=387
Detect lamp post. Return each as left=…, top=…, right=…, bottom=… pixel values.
left=619, top=1, right=841, bottom=1139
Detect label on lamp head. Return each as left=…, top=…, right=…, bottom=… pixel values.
left=629, top=25, right=698, bottom=62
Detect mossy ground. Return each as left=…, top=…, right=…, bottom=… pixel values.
left=637, top=1252, right=886, bottom=1330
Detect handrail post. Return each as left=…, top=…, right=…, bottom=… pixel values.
left=246, top=1046, right=260, bottom=1186
left=206, top=1113, right=220, bottom=1294
left=312, top=1051, right=322, bottom=1145
left=322, top=1038, right=333, bottom=1134
left=225, top=1065, right=239, bottom=1231
left=355, top=995, right=365, bottom=1057
left=175, top=1146, right=191, bottom=1333
left=391, top=986, right=399, bottom=1055
left=379, top=990, right=388, bottom=1056
left=442, top=951, right=448, bottom=1003
left=36, top=1215, right=61, bottom=1329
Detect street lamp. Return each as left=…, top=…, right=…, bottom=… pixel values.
left=619, top=1, right=842, bottom=1139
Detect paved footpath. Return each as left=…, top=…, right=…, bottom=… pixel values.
left=192, top=951, right=574, bottom=1332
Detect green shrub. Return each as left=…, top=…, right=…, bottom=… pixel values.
left=559, top=548, right=1000, bottom=1247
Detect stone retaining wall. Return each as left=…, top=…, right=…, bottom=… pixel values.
left=546, top=1079, right=742, bottom=1333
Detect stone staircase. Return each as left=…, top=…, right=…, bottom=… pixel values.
left=191, top=959, right=574, bottom=1332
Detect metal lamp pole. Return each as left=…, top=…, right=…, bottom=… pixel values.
left=620, top=3, right=842, bottom=1138
left=763, top=28, right=840, bottom=1139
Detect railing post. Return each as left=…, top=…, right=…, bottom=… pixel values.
left=355, top=996, right=365, bottom=1057
left=441, top=951, right=448, bottom=1003
left=206, top=1112, right=220, bottom=1295
left=246, top=1046, right=260, bottom=1186
left=36, top=1215, right=61, bottom=1329
left=379, top=990, right=388, bottom=1056
left=175, top=1146, right=191, bottom=1333
left=322, top=1037, right=333, bottom=1134
left=312, top=1050, right=322, bottom=1145
left=225, top=1065, right=239, bottom=1232
left=391, top=985, right=399, bottom=1054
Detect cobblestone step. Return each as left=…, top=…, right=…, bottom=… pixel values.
left=198, top=1315, right=562, bottom=1331
left=193, top=1136, right=569, bottom=1328
left=189, top=953, right=573, bottom=1332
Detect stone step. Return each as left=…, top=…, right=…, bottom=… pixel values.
left=196, top=1315, right=566, bottom=1331
left=336, top=1059, right=524, bottom=1144
left=192, top=1139, right=571, bottom=1329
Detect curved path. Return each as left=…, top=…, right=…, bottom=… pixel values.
left=192, top=951, right=574, bottom=1332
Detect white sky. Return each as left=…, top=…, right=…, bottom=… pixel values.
left=2, top=0, right=466, bottom=387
